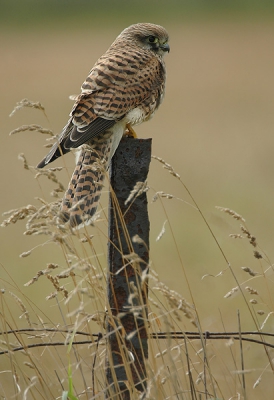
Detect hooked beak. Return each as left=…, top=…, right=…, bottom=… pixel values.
left=160, top=42, right=170, bottom=53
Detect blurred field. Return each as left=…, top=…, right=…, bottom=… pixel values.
left=1, top=4, right=274, bottom=399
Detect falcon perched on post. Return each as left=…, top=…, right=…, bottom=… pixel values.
left=37, top=23, right=170, bottom=227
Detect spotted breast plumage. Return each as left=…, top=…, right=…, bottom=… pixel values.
left=37, top=23, right=170, bottom=226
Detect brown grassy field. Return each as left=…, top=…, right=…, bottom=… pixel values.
left=1, top=17, right=274, bottom=399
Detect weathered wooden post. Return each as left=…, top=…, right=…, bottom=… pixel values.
left=105, top=137, right=151, bottom=399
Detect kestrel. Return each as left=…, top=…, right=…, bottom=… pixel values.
left=37, top=23, right=170, bottom=226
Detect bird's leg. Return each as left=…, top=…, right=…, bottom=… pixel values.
left=125, top=123, right=137, bottom=138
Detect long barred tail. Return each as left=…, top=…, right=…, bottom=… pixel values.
left=60, top=140, right=111, bottom=227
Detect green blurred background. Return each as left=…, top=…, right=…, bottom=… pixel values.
left=1, top=1, right=274, bottom=397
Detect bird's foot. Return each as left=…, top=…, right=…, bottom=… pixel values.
left=125, top=123, right=137, bottom=138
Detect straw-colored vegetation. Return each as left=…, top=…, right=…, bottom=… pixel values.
left=1, top=101, right=274, bottom=399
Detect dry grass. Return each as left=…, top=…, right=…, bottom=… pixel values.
left=1, top=110, right=274, bottom=399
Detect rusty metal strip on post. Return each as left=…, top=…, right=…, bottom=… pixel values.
left=105, top=137, right=151, bottom=399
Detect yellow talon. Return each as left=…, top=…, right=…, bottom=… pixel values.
left=125, top=123, right=138, bottom=138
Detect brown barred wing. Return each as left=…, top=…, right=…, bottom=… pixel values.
left=70, top=47, right=166, bottom=131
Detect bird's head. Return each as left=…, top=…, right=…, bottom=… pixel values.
left=117, top=23, right=170, bottom=57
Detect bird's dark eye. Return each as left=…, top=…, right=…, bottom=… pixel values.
left=148, top=35, right=157, bottom=43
